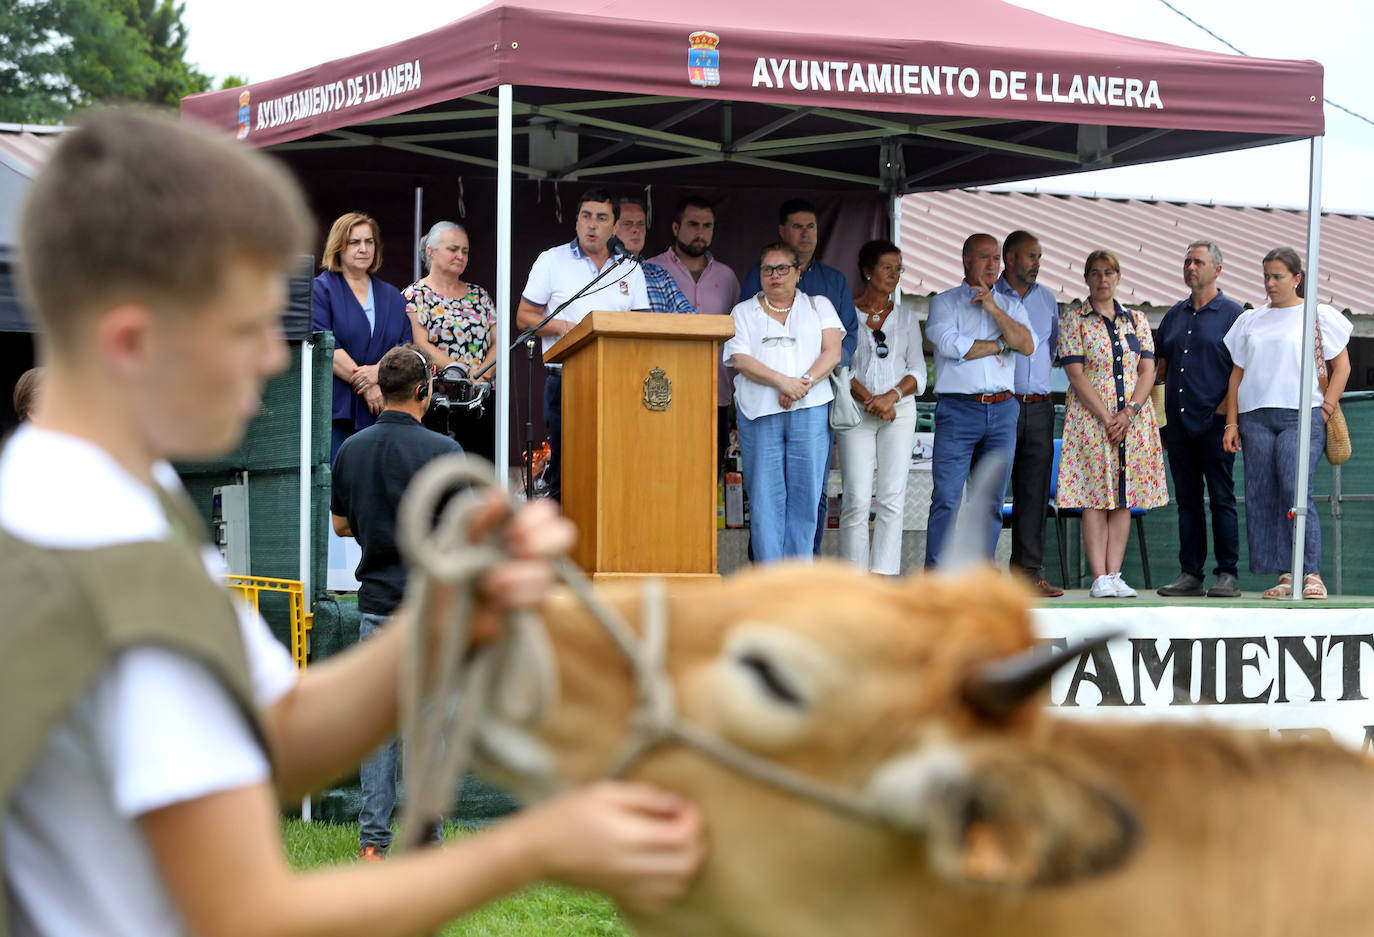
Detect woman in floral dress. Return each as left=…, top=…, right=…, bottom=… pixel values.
left=405, top=221, right=498, bottom=460
left=1057, top=250, right=1168, bottom=598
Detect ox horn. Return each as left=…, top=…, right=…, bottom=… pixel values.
left=963, top=631, right=1122, bottom=719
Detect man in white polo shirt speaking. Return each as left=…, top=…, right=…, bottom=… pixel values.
left=516, top=188, right=650, bottom=501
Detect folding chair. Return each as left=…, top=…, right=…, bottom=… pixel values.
left=1050, top=438, right=1153, bottom=589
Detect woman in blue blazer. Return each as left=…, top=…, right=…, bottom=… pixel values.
left=312, top=211, right=412, bottom=459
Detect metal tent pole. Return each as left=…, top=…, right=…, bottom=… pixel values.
left=890, top=194, right=902, bottom=305
left=495, top=84, right=513, bottom=486
left=412, top=186, right=424, bottom=283
left=297, top=338, right=313, bottom=822
left=1289, top=135, right=1324, bottom=600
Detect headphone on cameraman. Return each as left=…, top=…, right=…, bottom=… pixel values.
left=410, top=348, right=432, bottom=402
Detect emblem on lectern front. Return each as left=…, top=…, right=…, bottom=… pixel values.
left=643, top=367, right=672, bottom=411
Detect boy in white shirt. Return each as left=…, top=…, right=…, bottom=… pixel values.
left=0, top=109, right=701, bottom=937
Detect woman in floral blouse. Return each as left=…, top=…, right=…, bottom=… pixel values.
left=405, top=221, right=498, bottom=459
left=1057, top=249, right=1168, bottom=598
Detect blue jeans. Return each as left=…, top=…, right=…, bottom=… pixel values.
left=1238, top=407, right=1325, bottom=576
left=737, top=403, right=831, bottom=563
left=357, top=613, right=398, bottom=849
left=925, top=396, right=1019, bottom=567
left=357, top=613, right=443, bottom=850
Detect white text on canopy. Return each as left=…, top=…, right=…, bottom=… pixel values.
left=750, top=59, right=1164, bottom=110
left=255, top=59, right=424, bottom=132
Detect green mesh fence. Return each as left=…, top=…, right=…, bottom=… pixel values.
left=176, top=335, right=334, bottom=650
left=1054, top=393, right=1374, bottom=594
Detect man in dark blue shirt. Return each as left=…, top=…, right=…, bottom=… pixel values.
left=331, top=344, right=463, bottom=858
left=1152, top=241, right=1244, bottom=597
left=739, top=199, right=859, bottom=555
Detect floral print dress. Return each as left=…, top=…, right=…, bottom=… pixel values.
left=403, top=281, right=496, bottom=372
left=1057, top=303, right=1168, bottom=510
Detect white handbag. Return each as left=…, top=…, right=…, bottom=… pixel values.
left=828, top=365, right=863, bottom=432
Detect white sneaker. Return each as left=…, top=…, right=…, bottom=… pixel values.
left=1089, top=575, right=1117, bottom=598
left=1111, top=572, right=1138, bottom=597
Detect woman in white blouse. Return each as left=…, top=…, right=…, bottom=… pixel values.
left=837, top=239, right=926, bottom=575
left=723, top=243, right=843, bottom=562
left=1222, top=247, right=1351, bottom=599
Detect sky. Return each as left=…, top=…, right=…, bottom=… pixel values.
left=181, top=0, right=1373, bottom=213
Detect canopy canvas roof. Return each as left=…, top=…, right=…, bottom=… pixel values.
left=181, top=0, right=1323, bottom=193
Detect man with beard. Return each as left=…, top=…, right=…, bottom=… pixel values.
left=994, top=230, right=1062, bottom=596
left=649, top=195, right=741, bottom=466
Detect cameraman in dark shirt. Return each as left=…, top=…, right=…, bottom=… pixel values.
left=331, top=344, right=463, bottom=858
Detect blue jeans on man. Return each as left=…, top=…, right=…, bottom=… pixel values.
left=737, top=404, right=831, bottom=562
left=925, top=395, right=1019, bottom=567
left=358, top=613, right=443, bottom=851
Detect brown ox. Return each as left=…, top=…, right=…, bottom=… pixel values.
left=475, top=562, right=1374, bottom=937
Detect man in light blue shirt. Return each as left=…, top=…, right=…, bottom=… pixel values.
left=924, top=233, right=1036, bottom=568
left=994, top=230, right=1062, bottom=595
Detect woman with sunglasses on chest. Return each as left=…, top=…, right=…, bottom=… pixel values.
left=837, top=240, right=926, bottom=575
left=723, top=242, right=843, bottom=562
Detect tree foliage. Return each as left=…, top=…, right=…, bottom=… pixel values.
left=0, top=1, right=82, bottom=123
left=0, top=0, right=213, bottom=124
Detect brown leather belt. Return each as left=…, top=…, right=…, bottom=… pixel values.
left=952, top=391, right=1014, bottom=404
left=1015, top=393, right=1051, bottom=403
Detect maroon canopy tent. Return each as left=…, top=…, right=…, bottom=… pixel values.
left=183, top=0, right=1322, bottom=189
left=182, top=0, right=1331, bottom=586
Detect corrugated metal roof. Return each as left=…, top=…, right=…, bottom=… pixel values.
left=898, top=189, right=1374, bottom=316
left=0, top=124, right=68, bottom=180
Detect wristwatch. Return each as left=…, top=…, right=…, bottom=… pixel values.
left=800, top=373, right=813, bottom=385
left=1130, top=400, right=1143, bottom=416
left=996, top=338, right=1008, bottom=354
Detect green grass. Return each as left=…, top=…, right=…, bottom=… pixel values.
left=282, top=819, right=632, bottom=937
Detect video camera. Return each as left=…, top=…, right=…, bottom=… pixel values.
left=422, top=362, right=491, bottom=439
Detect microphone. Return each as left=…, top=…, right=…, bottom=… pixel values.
left=605, top=235, right=638, bottom=263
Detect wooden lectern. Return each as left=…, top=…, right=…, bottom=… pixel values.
left=546, top=311, right=735, bottom=582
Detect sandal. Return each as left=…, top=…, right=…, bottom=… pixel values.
left=1303, top=574, right=1327, bottom=600
left=1261, top=574, right=1293, bottom=600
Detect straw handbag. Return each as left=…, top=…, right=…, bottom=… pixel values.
left=1315, top=320, right=1351, bottom=466
left=1149, top=382, right=1167, bottom=429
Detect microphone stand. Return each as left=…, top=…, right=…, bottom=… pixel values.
left=473, top=249, right=639, bottom=499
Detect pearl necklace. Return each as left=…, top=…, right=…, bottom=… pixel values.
left=761, top=293, right=793, bottom=315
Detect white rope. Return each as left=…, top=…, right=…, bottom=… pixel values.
left=391, top=455, right=904, bottom=853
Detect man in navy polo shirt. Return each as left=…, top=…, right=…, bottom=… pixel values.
left=516, top=188, right=650, bottom=501
left=739, top=198, right=859, bottom=555
left=331, top=344, right=462, bottom=858
left=1153, top=240, right=1244, bottom=597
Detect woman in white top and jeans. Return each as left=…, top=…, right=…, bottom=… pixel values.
left=723, top=242, right=842, bottom=562
left=837, top=240, right=926, bottom=575
left=1222, top=246, right=1351, bottom=599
